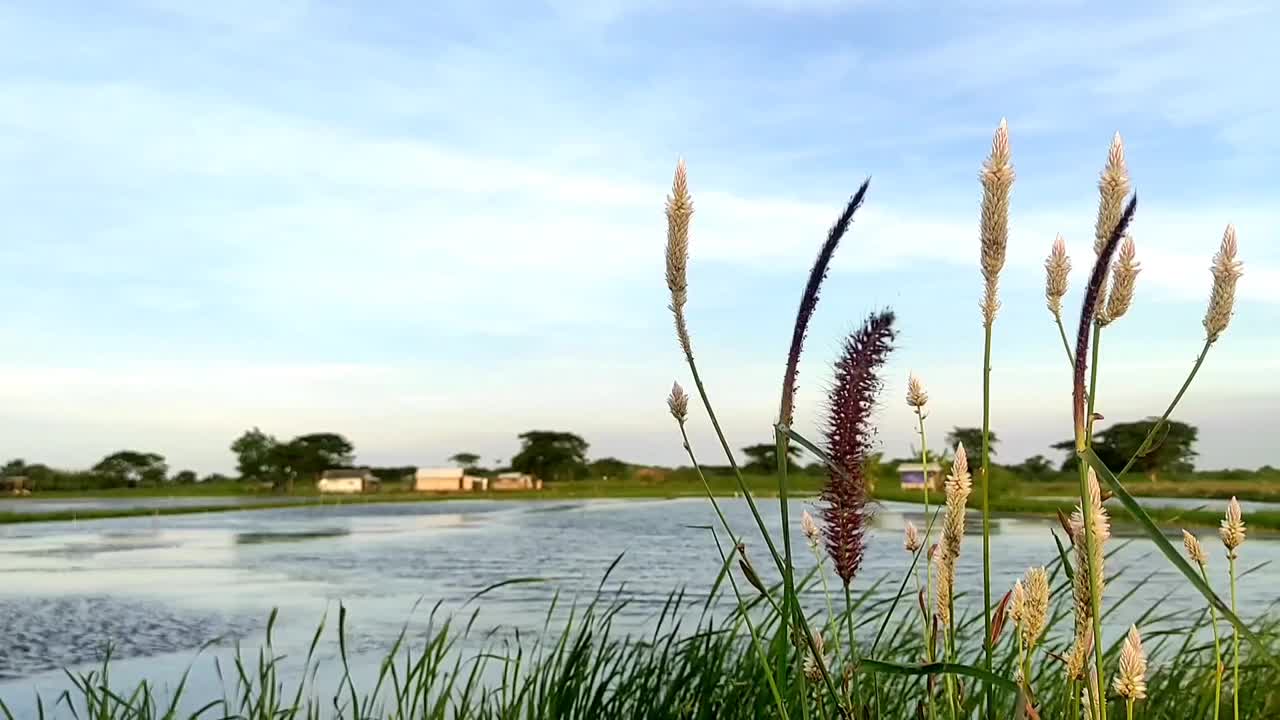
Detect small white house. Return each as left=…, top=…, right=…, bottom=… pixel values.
left=490, top=472, right=541, bottom=491
left=317, top=468, right=379, bottom=494
left=414, top=468, right=487, bottom=492
left=897, top=462, right=942, bottom=491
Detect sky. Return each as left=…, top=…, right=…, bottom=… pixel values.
left=1, top=0, right=1277, bottom=475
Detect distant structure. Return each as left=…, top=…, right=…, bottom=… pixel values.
left=490, top=472, right=541, bottom=491
left=414, top=467, right=488, bottom=492
left=897, top=462, right=942, bottom=491
left=317, top=468, right=380, bottom=494
left=1, top=475, right=31, bottom=495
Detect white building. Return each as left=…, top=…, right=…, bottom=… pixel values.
left=414, top=468, right=487, bottom=492
left=317, top=468, right=379, bottom=494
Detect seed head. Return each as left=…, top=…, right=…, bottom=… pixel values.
left=1220, top=496, right=1246, bottom=558
left=1204, top=224, right=1243, bottom=344
left=1092, top=132, right=1131, bottom=319
left=1045, top=234, right=1071, bottom=320
left=979, top=119, right=1015, bottom=328
left=801, top=510, right=820, bottom=549
left=934, top=551, right=953, bottom=629
left=906, top=373, right=928, bottom=412
left=904, top=520, right=922, bottom=553
left=1182, top=529, right=1208, bottom=567
left=1070, top=469, right=1110, bottom=635
left=803, top=630, right=826, bottom=683
left=667, top=382, right=689, bottom=424
left=665, top=160, right=694, bottom=361
left=934, top=443, right=971, bottom=632
left=1066, top=625, right=1094, bottom=682
left=1112, top=624, right=1148, bottom=701
left=1009, top=579, right=1026, bottom=627
left=1021, top=566, right=1049, bottom=651
left=1100, top=235, right=1140, bottom=326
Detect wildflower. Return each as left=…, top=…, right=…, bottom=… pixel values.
left=904, top=520, right=922, bottom=553
left=1009, top=579, right=1026, bottom=628
left=1100, top=235, right=1140, bottom=326
left=1092, top=132, right=1130, bottom=321
left=1204, top=224, right=1243, bottom=344
left=1220, top=496, right=1246, bottom=558
left=979, top=119, right=1015, bottom=328
left=1021, top=566, right=1049, bottom=651
left=1045, top=234, right=1071, bottom=320
left=1112, top=625, right=1148, bottom=701
left=821, top=310, right=896, bottom=587
left=1066, top=626, right=1094, bottom=682
left=667, top=382, right=688, bottom=424
left=780, top=179, right=872, bottom=427
left=1070, top=469, right=1110, bottom=635
left=803, top=630, right=826, bottom=683
left=934, top=443, right=971, bottom=627
left=1183, top=529, right=1208, bottom=567
left=906, top=373, right=928, bottom=411
left=801, top=510, right=820, bottom=549
left=664, top=160, right=694, bottom=362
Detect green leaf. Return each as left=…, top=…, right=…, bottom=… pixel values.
left=861, top=658, right=1019, bottom=694
left=1082, top=448, right=1279, bottom=670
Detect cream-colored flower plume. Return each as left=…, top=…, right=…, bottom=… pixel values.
left=1112, top=624, right=1148, bottom=701
left=1066, top=625, right=1094, bottom=682
left=803, top=630, right=826, bottom=683
left=1020, top=566, right=1049, bottom=650
left=1204, top=224, right=1243, bottom=344
left=665, top=160, right=694, bottom=361
left=1070, top=469, right=1110, bottom=635
left=801, top=509, right=820, bottom=549
left=1100, top=235, right=1140, bottom=326
left=935, top=443, right=972, bottom=629
left=667, top=382, right=688, bottom=424
left=1092, top=132, right=1130, bottom=320
left=979, top=119, right=1015, bottom=328
left=1220, top=496, right=1246, bottom=558
left=1183, top=529, right=1208, bottom=567
left=906, top=373, right=928, bottom=411
left=1045, top=234, right=1071, bottom=320
left=904, top=520, right=922, bottom=553
left=1009, top=579, right=1026, bottom=627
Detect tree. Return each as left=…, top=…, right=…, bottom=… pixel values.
left=741, top=443, right=803, bottom=474
left=511, top=431, right=589, bottom=482
left=589, top=457, right=629, bottom=479
left=1052, top=417, right=1198, bottom=481
left=201, top=473, right=234, bottom=484
left=171, top=469, right=199, bottom=485
left=449, top=452, right=481, bottom=469
left=946, top=427, right=998, bottom=457
left=231, top=428, right=278, bottom=482
left=92, top=451, right=168, bottom=487
left=1017, top=454, right=1054, bottom=479
left=287, top=433, right=355, bottom=482
left=2, top=458, right=26, bottom=476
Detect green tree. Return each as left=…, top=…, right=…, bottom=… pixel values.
left=449, top=452, right=481, bottom=469
left=511, top=431, right=589, bottom=482
left=589, top=457, right=629, bottom=479
left=1052, top=417, right=1198, bottom=481
left=287, top=433, right=355, bottom=482
left=946, top=427, right=998, bottom=457
left=171, top=469, right=199, bottom=485
left=1016, top=454, right=1054, bottom=480
left=201, top=473, right=233, bottom=484
left=741, top=443, right=803, bottom=474
left=92, top=451, right=168, bottom=488
left=231, top=428, right=278, bottom=482
left=2, top=458, right=27, bottom=476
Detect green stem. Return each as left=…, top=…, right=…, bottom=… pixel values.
left=812, top=546, right=838, bottom=642
left=1230, top=553, right=1240, bottom=720
left=980, top=324, right=994, bottom=720
left=917, top=409, right=934, bottom=659
left=1081, top=324, right=1107, bottom=720
left=1115, top=340, right=1212, bottom=482
left=1127, top=699, right=1134, bottom=720
left=776, top=425, right=796, bottom=702
left=1201, top=564, right=1223, bottom=720
left=1055, top=314, right=1075, bottom=366
left=843, top=584, right=859, bottom=709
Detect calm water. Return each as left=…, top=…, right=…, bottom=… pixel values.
left=1, top=497, right=1275, bottom=715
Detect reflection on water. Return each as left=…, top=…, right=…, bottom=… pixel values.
left=1, top=497, right=1276, bottom=713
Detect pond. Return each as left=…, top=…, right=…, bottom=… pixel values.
left=1, top=497, right=1274, bottom=716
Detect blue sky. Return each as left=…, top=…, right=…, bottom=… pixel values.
left=1, top=0, right=1277, bottom=474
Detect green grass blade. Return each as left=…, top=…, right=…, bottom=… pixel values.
left=861, top=658, right=1019, bottom=694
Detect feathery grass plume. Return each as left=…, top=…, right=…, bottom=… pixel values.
left=664, top=160, right=694, bottom=362
left=821, top=310, right=896, bottom=587
left=1204, top=224, right=1243, bottom=344
left=1100, top=235, right=1140, bottom=326
left=1220, top=496, right=1246, bottom=558
left=934, top=551, right=953, bottom=629
left=1183, top=529, right=1208, bottom=567
left=1072, top=196, right=1138, bottom=443
left=1021, top=566, right=1049, bottom=651
left=1009, top=579, right=1026, bottom=628
left=979, top=118, right=1015, bottom=328
left=803, top=630, right=826, bottom=683
left=1045, top=234, right=1071, bottom=320
left=801, top=510, right=820, bottom=550
left=1070, top=469, right=1111, bottom=635
left=1113, top=625, right=1148, bottom=701
left=1092, top=132, right=1131, bottom=321
left=904, top=520, right=922, bottom=553
left=906, top=373, right=928, bottom=411
left=778, top=180, right=872, bottom=428
left=934, top=443, right=972, bottom=626
left=1066, top=626, right=1095, bottom=682
left=667, top=382, right=689, bottom=424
